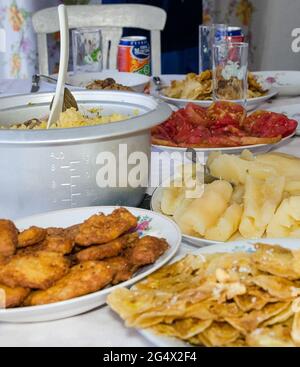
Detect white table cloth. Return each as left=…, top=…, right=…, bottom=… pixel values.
left=0, top=80, right=300, bottom=347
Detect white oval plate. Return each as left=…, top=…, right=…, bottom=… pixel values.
left=264, top=104, right=300, bottom=136
left=254, top=71, right=300, bottom=96
left=138, top=238, right=300, bottom=347
left=152, top=133, right=295, bottom=156
left=151, top=187, right=220, bottom=247
left=0, top=206, right=181, bottom=323
left=152, top=74, right=278, bottom=111
left=51, top=70, right=150, bottom=93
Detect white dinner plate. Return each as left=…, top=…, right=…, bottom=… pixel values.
left=264, top=104, right=300, bottom=136
left=0, top=206, right=181, bottom=323
left=138, top=238, right=300, bottom=347
left=51, top=70, right=150, bottom=93
left=152, top=74, right=278, bottom=111
left=152, top=133, right=295, bottom=157
left=254, top=71, right=300, bottom=96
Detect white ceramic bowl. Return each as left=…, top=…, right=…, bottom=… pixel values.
left=254, top=71, right=300, bottom=96
left=52, top=70, right=151, bottom=93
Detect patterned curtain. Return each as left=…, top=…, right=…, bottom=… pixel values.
left=0, top=0, right=100, bottom=78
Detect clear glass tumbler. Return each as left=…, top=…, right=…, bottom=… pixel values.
left=212, top=42, right=249, bottom=105
left=199, top=24, right=227, bottom=72
left=72, top=27, right=103, bottom=73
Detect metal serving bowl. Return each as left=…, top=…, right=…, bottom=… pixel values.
left=0, top=91, right=171, bottom=219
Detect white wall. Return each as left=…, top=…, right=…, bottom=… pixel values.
left=251, top=0, right=300, bottom=70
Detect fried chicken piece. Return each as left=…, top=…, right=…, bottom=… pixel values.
left=46, top=227, right=65, bottom=236
left=74, top=233, right=139, bottom=262
left=40, top=236, right=74, bottom=255
left=46, top=225, right=80, bottom=240
left=0, top=284, right=30, bottom=308
left=102, top=236, right=170, bottom=285
left=104, top=257, right=134, bottom=285
left=24, top=261, right=113, bottom=306
left=0, top=219, right=18, bottom=257
left=18, top=235, right=74, bottom=256
left=75, top=208, right=138, bottom=246
left=64, top=224, right=80, bottom=241
left=125, top=236, right=169, bottom=269
left=0, top=251, right=69, bottom=290
left=18, top=226, right=47, bottom=248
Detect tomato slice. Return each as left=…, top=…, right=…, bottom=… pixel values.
left=185, top=103, right=212, bottom=126
left=174, top=120, right=211, bottom=144
left=207, top=101, right=246, bottom=126
left=211, top=124, right=248, bottom=137
left=244, top=111, right=298, bottom=138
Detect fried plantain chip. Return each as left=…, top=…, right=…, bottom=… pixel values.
left=226, top=302, right=291, bottom=334
left=246, top=323, right=295, bottom=347
left=151, top=319, right=212, bottom=340
left=251, top=274, right=300, bottom=300
left=262, top=304, right=294, bottom=327
left=108, top=245, right=300, bottom=347
left=234, top=285, right=278, bottom=312
left=252, top=244, right=300, bottom=280
left=200, top=322, right=241, bottom=347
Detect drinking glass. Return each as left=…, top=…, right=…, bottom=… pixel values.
left=199, top=24, right=227, bottom=72
left=72, top=28, right=103, bottom=73
left=212, top=42, right=249, bottom=106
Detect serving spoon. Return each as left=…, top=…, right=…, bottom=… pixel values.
left=47, top=5, right=77, bottom=129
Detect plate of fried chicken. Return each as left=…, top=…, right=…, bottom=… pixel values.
left=0, top=207, right=181, bottom=322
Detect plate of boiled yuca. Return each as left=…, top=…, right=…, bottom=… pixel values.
left=0, top=206, right=181, bottom=323
left=108, top=238, right=300, bottom=347
left=151, top=150, right=300, bottom=247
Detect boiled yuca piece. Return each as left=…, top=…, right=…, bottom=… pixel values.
left=208, top=153, right=279, bottom=185
left=161, top=186, right=186, bottom=216
left=255, top=153, right=300, bottom=181
left=266, top=196, right=300, bottom=238
left=173, top=198, right=195, bottom=236
left=205, top=203, right=243, bottom=241
left=230, top=184, right=245, bottom=205
left=208, top=154, right=251, bottom=185
left=175, top=180, right=232, bottom=237
left=161, top=163, right=204, bottom=215
left=239, top=175, right=285, bottom=239
left=284, top=181, right=300, bottom=196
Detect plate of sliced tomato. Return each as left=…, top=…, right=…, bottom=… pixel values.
left=151, top=101, right=297, bottom=154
